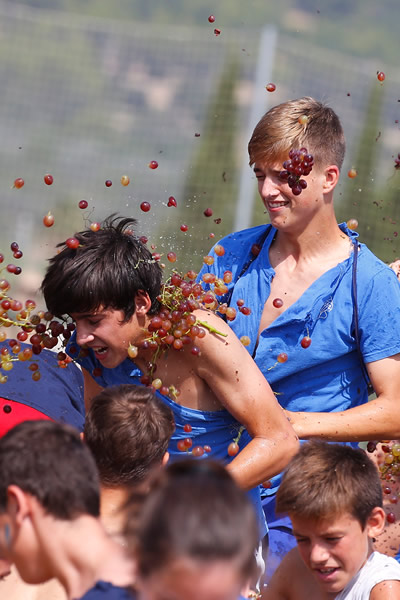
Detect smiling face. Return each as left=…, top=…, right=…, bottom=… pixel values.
left=291, top=510, right=383, bottom=596
left=136, top=557, right=246, bottom=600
left=253, top=160, right=334, bottom=233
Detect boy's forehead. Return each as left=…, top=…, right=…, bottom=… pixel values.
left=291, top=511, right=361, bottom=535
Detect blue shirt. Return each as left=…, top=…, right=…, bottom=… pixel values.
left=0, top=341, right=85, bottom=432
left=198, top=223, right=400, bottom=491
left=66, top=343, right=267, bottom=538
left=78, top=581, right=132, bottom=599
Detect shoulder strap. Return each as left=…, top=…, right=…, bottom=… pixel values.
left=352, top=239, right=372, bottom=389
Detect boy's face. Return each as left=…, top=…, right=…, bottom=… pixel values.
left=253, top=160, right=332, bottom=232
left=71, top=306, right=143, bottom=369
left=291, top=511, right=377, bottom=595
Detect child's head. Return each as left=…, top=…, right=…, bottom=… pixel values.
left=276, top=440, right=382, bottom=527
left=41, top=214, right=162, bottom=321
left=276, top=441, right=385, bottom=595
left=0, top=419, right=100, bottom=519
left=248, top=97, right=346, bottom=172
left=125, top=458, right=259, bottom=600
left=84, top=384, right=175, bottom=487
left=0, top=420, right=100, bottom=584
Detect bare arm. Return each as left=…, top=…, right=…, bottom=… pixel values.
left=191, top=310, right=299, bottom=490
left=370, top=580, right=400, bottom=600
left=286, top=354, right=400, bottom=441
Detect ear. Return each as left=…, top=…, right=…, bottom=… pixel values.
left=365, top=506, right=386, bottom=539
left=322, top=165, right=340, bottom=194
left=134, top=291, right=152, bottom=316
left=7, top=485, right=31, bottom=526
left=162, top=451, right=170, bottom=466
left=80, top=431, right=85, bottom=441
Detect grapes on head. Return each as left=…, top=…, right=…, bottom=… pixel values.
left=280, top=148, right=314, bottom=196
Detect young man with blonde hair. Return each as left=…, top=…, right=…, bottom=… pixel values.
left=199, top=97, right=400, bottom=573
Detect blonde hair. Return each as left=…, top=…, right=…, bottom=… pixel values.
left=248, top=97, right=346, bottom=171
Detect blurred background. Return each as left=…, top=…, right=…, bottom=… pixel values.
left=0, top=0, right=399, bottom=309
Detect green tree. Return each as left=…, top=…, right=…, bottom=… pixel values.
left=158, top=57, right=241, bottom=274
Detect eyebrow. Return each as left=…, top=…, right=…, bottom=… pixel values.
left=72, top=312, right=105, bottom=321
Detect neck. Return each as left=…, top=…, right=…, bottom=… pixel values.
left=35, top=514, right=135, bottom=599
left=273, top=215, right=349, bottom=262
left=100, top=485, right=130, bottom=543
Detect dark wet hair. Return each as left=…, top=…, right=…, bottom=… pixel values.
left=0, top=420, right=100, bottom=518
left=41, top=214, right=162, bottom=321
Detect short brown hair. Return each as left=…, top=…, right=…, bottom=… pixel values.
left=248, top=97, right=346, bottom=171
left=276, top=441, right=382, bottom=529
left=125, top=459, right=259, bottom=582
left=84, top=384, right=175, bottom=486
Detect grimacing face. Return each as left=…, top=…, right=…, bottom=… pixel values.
left=291, top=510, right=380, bottom=595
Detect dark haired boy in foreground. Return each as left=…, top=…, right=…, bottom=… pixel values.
left=262, top=442, right=400, bottom=600
left=0, top=420, right=134, bottom=599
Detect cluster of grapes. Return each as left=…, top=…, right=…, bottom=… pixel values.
left=394, top=153, right=400, bottom=170
left=0, top=244, right=75, bottom=382
left=136, top=269, right=233, bottom=396
left=367, top=440, right=400, bottom=480
left=367, top=440, right=400, bottom=522
left=280, top=148, right=314, bottom=196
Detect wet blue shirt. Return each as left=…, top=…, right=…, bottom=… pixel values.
left=66, top=342, right=267, bottom=538
left=198, top=222, right=400, bottom=491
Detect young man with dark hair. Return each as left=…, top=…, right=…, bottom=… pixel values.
left=84, top=384, right=175, bottom=541
left=41, top=214, right=299, bottom=547
left=262, top=441, right=400, bottom=599
left=0, top=420, right=134, bottom=599
left=198, top=96, right=400, bottom=572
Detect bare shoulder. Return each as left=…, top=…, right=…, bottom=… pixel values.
left=370, top=579, right=400, bottom=599
left=262, top=548, right=319, bottom=600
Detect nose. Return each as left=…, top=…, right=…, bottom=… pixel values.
left=259, top=175, right=280, bottom=200
left=309, top=542, right=330, bottom=565
left=75, top=322, right=95, bottom=346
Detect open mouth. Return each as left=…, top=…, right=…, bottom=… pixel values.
left=314, top=566, right=339, bottom=581
left=93, top=346, right=108, bottom=357
left=267, top=200, right=289, bottom=210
